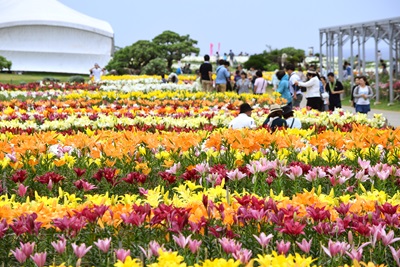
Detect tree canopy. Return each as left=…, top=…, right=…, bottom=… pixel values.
left=106, top=31, right=199, bottom=74
left=244, top=47, right=305, bottom=71
left=153, top=31, right=200, bottom=71
left=0, top=55, right=12, bottom=71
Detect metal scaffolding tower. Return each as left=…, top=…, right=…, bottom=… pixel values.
left=319, top=17, right=400, bottom=104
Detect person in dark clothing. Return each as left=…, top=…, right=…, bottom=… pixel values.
left=263, top=104, right=287, bottom=131
left=350, top=76, right=360, bottom=109
left=326, top=72, right=344, bottom=111
left=199, top=55, right=213, bottom=92
left=380, top=59, right=388, bottom=76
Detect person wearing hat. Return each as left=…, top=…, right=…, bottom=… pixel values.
left=228, top=103, right=256, bottom=129
left=283, top=110, right=302, bottom=129
left=293, top=69, right=322, bottom=110
left=262, top=104, right=288, bottom=131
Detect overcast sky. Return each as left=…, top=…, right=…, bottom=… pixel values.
left=59, top=0, right=400, bottom=59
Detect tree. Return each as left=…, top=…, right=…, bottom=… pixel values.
left=106, top=46, right=132, bottom=74
left=279, top=47, right=305, bottom=65
left=141, top=58, right=168, bottom=75
left=106, top=40, right=159, bottom=74
left=152, top=31, right=200, bottom=71
left=106, top=31, right=199, bottom=74
left=244, top=46, right=305, bottom=71
left=128, top=40, right=160, bottom=69
left=243, top=54, right=268, bottom=70
left=0, top=55, right=12, bottom=71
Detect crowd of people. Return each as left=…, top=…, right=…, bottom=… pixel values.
left=214, top=58, right=375, bottom=131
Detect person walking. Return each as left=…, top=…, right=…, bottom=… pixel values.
left=215, top=60, right=230, bottom=93
left=353, top=76, right=373, bottom=114
left=286, top=64, right=302, bottom=108
left=326, top=72, right=344, bottom=111
left=199, top=55, right=213, bottom=92
left=275, top=70, right=292, bottom=113
left=294, top=69, right=322, bottom=110
left=236, top=72, right=252, bottom=94
left=228, top=103, right=256, bottom=129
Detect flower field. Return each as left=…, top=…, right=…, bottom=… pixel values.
left=0, top=77, right=399, bottom=267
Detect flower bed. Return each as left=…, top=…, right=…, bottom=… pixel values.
left=0, top=79, right=398, bottom=267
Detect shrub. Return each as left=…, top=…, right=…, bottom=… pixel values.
left=42, top=77, right=60, bottom=82
left=68, top=75, right=85, bottom=83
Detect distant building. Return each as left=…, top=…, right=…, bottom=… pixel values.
left=0, top=0, right=114, bottom=74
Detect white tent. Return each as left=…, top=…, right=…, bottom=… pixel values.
left=0, top=0, right=114, bottom=74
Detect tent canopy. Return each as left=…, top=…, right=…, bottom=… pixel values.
left=0, top=0, right=114, bottom=74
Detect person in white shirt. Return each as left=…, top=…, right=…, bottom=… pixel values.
left=90, top=63, right=102, bottom=82
left=294, top=69, right=322, bottom=110
left=353, top=76, right=373, bottom=114
left=229, top=103, right=256, bottom=129
left=283, top=110, right=302, bottom=129
left=285, top=64, right=302, bottom=108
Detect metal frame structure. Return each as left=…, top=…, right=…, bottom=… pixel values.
left=319, top=17, right=400, bottom=103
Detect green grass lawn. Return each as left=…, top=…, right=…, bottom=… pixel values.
left=0, top=72, right=89, bottom=84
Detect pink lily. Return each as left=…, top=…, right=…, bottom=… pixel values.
left=253, top=232, right=274, bottom=249
left=381, top=230, right=400, bottom=246
left=71, top=243, right=92, bottom=259
left=14, top=184, right=28, bottom=197
left=355, top=170, right=370, bottom=182
left=149, top=240, right=163, bottom=257
left=94, top=237, right=112, bottom=253
left=276, top=240, right=290, bottom=255
left=194, top=162, right=209, bottom=174
left=345, top=242, right=370, bottom=262
left=340, top=167, right=353, bottom=179
left=389, top=245, right=400, bottom=267
left=31, top=252, right=47, bottom=267
left=11, top=248, right=27, bottom=263
left=188, top=239, right=202, bottom=253
left=0, top=219, right=8, bottom=238
left=296, top=238, right=312, bottom=253
left=20, top=241, right=35, bottom=257
left=114, top=248, right=130, bottom=262
left=327, top=165, right=342, bottom=177
left=219, top=237, right=242, bottom=254
left=226, top=168, right=246, bottom=181
left=304, top=169, right=318, bottom=182
left=322, top=240, right=350, bottom=258
left=166, top=163, right=181, bottom=175
left=377, top=169, right=391, bottom=180
left=232, top=248, right=252, bottom=264
left=287, top=165, right=303, bottom=180
left=172, top=233, right=191, bottom=249
left=51, top=236, right=67, bottom=254
left=358, top=157, right=371, bottom=170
